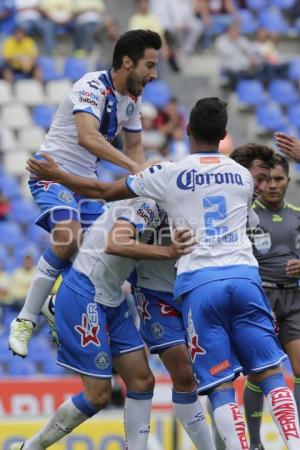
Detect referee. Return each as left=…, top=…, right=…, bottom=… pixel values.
left=244, top=154, right=300, bottom=450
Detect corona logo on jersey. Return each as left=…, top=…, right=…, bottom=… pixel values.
left=187, top=310, right=206, bottom=362
left=75, top=303, right=100, bottom=347
left=176, top=169, right=244, bottom=191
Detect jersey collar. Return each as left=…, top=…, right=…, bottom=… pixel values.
left=193, top=149, right=220, bottom=154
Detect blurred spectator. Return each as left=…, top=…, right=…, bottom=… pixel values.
left=201, top=0, right=238, bottom=48
left=168, top=126, right=189, bottom=161
left=15, top=0, right=54, bottom=54
left=155, top=97, right=186, bottom=140
left=251, top=28, right=289, bottom=84
left=128, top=0, right=175, bottom=71
left=10, top=254, right=35, bottom=309
left=0, top=260, right=11, bottom=306
left=140, top=103, right=165, bottom=159
left=0, top=192, right=10, bottom=221
left=97, top=18, right=120, bottom=69
left=73, top=0, right=112, bottom=54
left=215, top=21, right=255, bottom=88
left=1, top=25, right=42, bottom=82
left=40, top=0, right=74, bottom=51
left=0, top=0, right=16, bottom=37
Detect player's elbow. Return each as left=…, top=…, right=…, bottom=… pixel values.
left=105, top=238, right=117, bottom=255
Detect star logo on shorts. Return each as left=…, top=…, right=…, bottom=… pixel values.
left=75, top=313, right=100, bottom=347
left=136, top=297, right=151, bottom=322
left=37, top=180, right=58, bottom=191
left=189, top=335, right=206, bottom=362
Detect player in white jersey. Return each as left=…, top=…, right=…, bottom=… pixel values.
left=9, top=29, right=162, bottom=357
left=8, top=198, right=202, bottom=450
left=28, top=97, right=300, bottom=450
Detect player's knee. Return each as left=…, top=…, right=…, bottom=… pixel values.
left=172, top=365, right=196, bottom=392
left=85, top=389, right=111, bottom=410
left=51, top=230, right=79, bottom=259
left=131, top=369, right=155, bottom=392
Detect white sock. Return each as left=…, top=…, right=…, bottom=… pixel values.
left=173, top=396, right=215, bottom=449
left=206, top=397, right=226, bottom=450
left=266, top=387, right=300, bottom=450
left=23, top=398, right=88, bottom=449
left=214, top=403, right=249, bottom=450
left=124, top=395, right=152, bottom=450
left=18, top=255, right=62, bottom=324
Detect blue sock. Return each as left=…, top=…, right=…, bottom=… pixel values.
left=209, top=388, right=235, bottom=411
left=126, top=391, right=153, bottom=400
left=172, top=389, right=198, bottom=404
left=72, top=392, right=100, bottom=417
left=258, top=373, right=286, bottom=396
left=43, top=247, right=70, bottom=270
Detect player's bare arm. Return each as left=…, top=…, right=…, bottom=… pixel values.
left=122, top=130, right=145, bottom=165
left=286, top=259, right=300, bottom=277
left=105, top=221, right=196, bottom=259
left=75, top=112, right=141, bottom=172
left=274, top=132, right=300, bottom=162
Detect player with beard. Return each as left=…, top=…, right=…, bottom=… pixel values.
left=9, top=29, right=162, bottom=358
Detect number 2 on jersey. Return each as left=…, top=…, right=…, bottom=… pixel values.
left=203, top=195, right=228, bottom=236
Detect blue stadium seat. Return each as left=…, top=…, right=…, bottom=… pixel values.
left=238, top=9, right=258, bottom=34
left=288, top=59, right=300, bottom=81
left=256, top=102, right=287, bottom=131
left=259, top=8, right=288, bottom=33
left=0, top=175, right=21, bottom=199
left=0, top=221, right=23, bottom=246
left=14, top=243, right=40, bottom=265
left=38, top=56, right=61, bottom=82
left=246, top=0, right=268, bottom=11
left=236, top=80, right=266, bottom=106
left=269, top=79, right=298, bottom=105
left=271, top=0, right=295, bottom=9
left=0, top=339, right=13, bottom=364
left=32, top=105, right=56, bottom=129
left=64, top=57, right=88, bottom=82
left=28, top=337, right=53, bottom=364
left=288, top=104, right=300, bottom=128
left=142, top=80, right=171, bottom=109
left=9, top=359, right=37, bottom=377
left=43, top=360, right=66, bottom=376
left=10, top=199, right=38, bottom=225
left=27, top=224, right=49, bottom=248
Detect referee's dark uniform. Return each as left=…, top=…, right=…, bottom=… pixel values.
left=253, top=199, right=300, bottom=346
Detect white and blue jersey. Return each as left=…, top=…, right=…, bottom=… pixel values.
left=127, top=152, right=286, bottom=392
left=30, top=70, right=142, bottom=231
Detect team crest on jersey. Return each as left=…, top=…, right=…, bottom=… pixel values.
left=126, top=103, right=134, bottom=116
left=158, top=301, right=180, bottom=318
left=151, top=322, right=164, bottom=339
left=95, top=351, right=110, bottom=370
left=135, top=289, right=151, bottom=322
left=187, top=310, right=206, bottom=362
left=58, top=190, right=74, bottom=203
left=75, top=303, right=101, bottom=347
left=37, top=180, right=58, bottom=191
left=253, top=232, right=271, bottom=254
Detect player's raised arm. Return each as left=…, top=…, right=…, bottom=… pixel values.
left=274, top=132, right=300, bottom=162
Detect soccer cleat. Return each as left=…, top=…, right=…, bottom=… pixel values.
left=8, top=442, right=24, bottom=449
left=8, top=319, right=34, bottom=357
left=41, top=294, right=58, bottom=345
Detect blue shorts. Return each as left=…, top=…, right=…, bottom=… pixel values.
left=29, top=178, right=105, bottom=232
left=133, top=287, right=186, bottom=354
left=56, top=283, right=145, bottom=378
left=181, top=278, right=286, bottom=394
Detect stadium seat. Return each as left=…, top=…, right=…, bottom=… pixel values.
left=268, top=79, right=298, bottom=105
left=246, top=0, right=268, bottom=11
left=272, top=0, right=295, bottom=9
left=10, top=199, right=38, bottom=225
left=28, top=337, right=53, bottom=364
left=32, top=105, right=56, bottom=129
left=236, top=80, right=266, bottom=107
left=9, top=358, right=37, bottom=377
left=45, top=79, right=72, bottom=105
left=288, top=104, right=300, bottom=128
left=43, top=360, right=66, bottom=376
left=14, top=79, right=45, bottom=106
left=288, top=59, right=300, bottom=81
left=0, top=221, right=24, bottom=246
left=14, top=242, right=40, bottom=266
left=238, top=9, right=258, bottom=34
left=1, top=103, right=32, bottom=129
left=3, top=150, right=31, bottom=176
left=0, top=174, right=21, bottom=199
left=142, top=80, right=171, bottom=109
left=0, top=80, right=13, bottom=105
left=38, top=56, right=62, bottom=82
left=18, top=126, right=44, bottom=151
left=64, top=57, right=88, bottom=82
left=0, top=128, right=18, bottom=153
left=256, top=102, right=287, bottom=132
left=27, top=224, right=49, bottom=247
left=259, top=8, right=288, bottom=34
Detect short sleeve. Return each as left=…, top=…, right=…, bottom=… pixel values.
left=70, top=76, right=106, bottom=122
left=126, top=161, right=172, bottom=204
left=123, top=97, right=142, bottom=133
left=117, top=198, right=159, bottom=232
